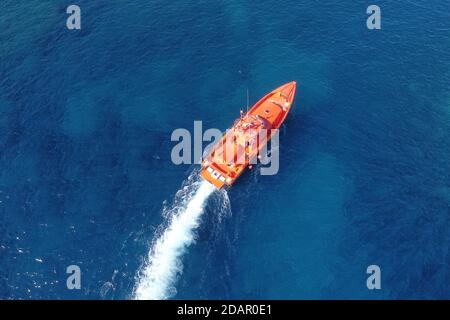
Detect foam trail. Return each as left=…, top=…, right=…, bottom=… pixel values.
left=133, top=176, right=216, bottom=300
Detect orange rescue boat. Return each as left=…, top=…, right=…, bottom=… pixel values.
left=201, top=81, right=297, bottom=189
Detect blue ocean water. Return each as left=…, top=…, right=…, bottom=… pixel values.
left=1, top=0, right=449, bottom=299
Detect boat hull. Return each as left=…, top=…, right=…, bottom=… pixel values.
left=201, top=81, right=297, bottom=189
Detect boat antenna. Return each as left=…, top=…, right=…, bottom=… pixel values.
left=246, top=88, right=249, bottom=115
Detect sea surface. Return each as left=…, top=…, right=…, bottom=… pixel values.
left=1, top=0, right=449, bottom=299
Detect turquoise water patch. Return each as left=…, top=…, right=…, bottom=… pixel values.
left=228, top=153, right=352, bottom=298
left=62, top=93, right=98, bottom=138
left=120, top=93, right=163, bottom=129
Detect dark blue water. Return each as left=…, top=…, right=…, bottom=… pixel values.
left=1, top=0, right=449, bottom=299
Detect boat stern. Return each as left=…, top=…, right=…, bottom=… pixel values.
left=200, top=163, right=230, bottom=189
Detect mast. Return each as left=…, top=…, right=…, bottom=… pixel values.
left=246, top=89, right=249, bottom=115
left=240, top=88, right=249, bottom=120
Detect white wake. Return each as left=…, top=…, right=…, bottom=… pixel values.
left=133, top=175, right=216, bottom=300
